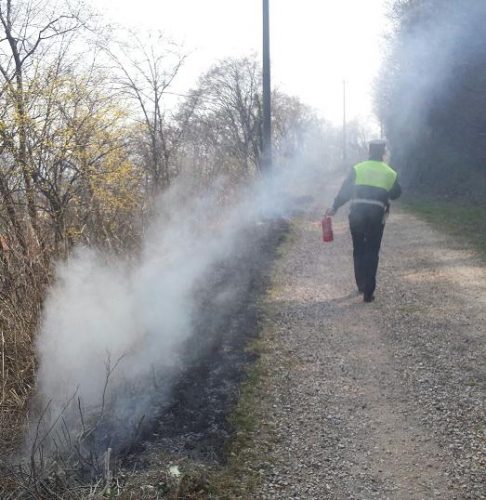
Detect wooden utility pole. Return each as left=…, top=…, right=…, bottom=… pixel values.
left=343, top=79, right=347, bottom=167
left=262, top=0, right=272, bottom=170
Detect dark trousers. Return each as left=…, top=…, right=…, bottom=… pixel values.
left=349, top=211, right=385, bottom=297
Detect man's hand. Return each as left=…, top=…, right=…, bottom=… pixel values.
left=325, top=208, right=336, bottom=217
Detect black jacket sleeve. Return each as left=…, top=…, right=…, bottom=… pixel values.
left=389, top=178, right=402, bottom=200
left=332, top=169, right=355, bottom=212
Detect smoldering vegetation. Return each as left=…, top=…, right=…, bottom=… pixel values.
left=0, top=0, right=344, bottom=460
left=377, top=0, right=486, bottom=199
left=0, top=150, right=328, bottom=499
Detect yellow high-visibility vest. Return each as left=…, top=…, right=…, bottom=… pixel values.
left=353, top=161, right=397, bottom=191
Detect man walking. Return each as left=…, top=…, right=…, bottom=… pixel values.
left=326, top=140, right=401, bottom=303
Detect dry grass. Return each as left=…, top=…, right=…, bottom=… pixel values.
left=0, top=245, right=52, bottom=499
left=1, top=260, right=46, bottom=447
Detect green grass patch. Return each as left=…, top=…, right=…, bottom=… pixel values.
left=401, top=199, right=486, bottom=257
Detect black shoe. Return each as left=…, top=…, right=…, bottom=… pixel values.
left=363, top=294, right=375, bottom=303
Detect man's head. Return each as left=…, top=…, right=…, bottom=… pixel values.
left=369, top=140, right=387, bottom=161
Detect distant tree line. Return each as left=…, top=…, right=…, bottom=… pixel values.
left=377, top=0, right=486, bottom=199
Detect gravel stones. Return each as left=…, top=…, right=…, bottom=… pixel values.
left=249, top=209, right=485, bottom=499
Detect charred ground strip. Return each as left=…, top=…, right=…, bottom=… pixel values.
left=122, top=220, right=289, bottom=466
left=0, top=220, right=288, bottom=499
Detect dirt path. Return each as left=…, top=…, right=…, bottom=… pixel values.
left=253, top=207, right=485, bottom=499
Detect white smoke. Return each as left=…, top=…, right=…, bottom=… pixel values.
left=380, top=0, right=486, bottom=185
left=30, top=128, right=333, bottom=461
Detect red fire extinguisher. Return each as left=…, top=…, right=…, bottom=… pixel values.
left=321, top=215, right=334, bottom=242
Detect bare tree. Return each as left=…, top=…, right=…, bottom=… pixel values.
left=183, top=56, right=340, bottom=185
left=193, top=57, right=263, bottom=177
left=104, top=31, right=189, bottom=195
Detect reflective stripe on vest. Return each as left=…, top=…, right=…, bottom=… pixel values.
left=353, top=161, right=397, bottom=191
left=351, top=198, right=386, bottom=209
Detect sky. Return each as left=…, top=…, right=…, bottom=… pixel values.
left=92, top=0, right=389, bottom=126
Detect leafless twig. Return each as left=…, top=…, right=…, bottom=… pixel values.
left=1, top=330, right=5, bottom=405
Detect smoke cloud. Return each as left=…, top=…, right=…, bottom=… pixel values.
left=380, top=0, right=486, bottom=192
left=29, top=129, right=331, bottom=463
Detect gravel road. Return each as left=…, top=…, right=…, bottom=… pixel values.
left=252, top=206, right=485, bottom=499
